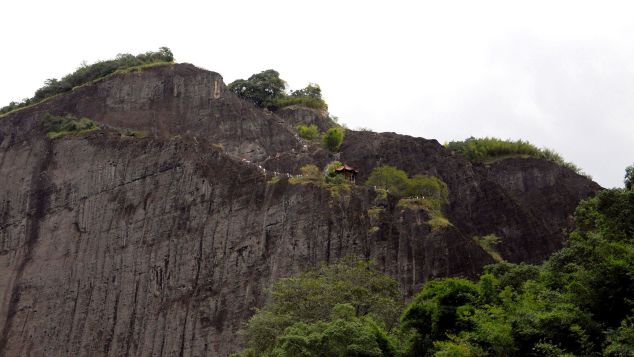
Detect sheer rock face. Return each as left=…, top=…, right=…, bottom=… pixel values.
left=0, top=64, right=600, bottom=356
left=275, top=105, right=333, bottom=132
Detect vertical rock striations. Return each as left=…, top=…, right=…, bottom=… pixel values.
left=0, top=63, right=600, bottom=356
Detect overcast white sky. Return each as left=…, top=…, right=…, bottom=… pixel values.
left=1, top=0, right=633, bottom=187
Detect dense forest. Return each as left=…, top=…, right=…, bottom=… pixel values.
left=232, top=166, right=634, bottom=357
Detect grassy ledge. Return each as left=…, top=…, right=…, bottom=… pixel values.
left=1, top=47, right=174, bottom=118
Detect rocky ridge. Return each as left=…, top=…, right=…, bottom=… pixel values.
left=0, top=63, right=600, bottom=356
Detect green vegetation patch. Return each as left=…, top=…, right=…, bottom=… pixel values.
left=43, top=113, right=98, bottom=138
left=326, top=182, right=353, bottom=200
left=231, top=259, right=403, bottom=357
left=445, top=136, right=584, bottom=174
left=322, top=127, right=345, bottom=152
left=1, top=47, right=174, bottom=117
left=427, top=211, right=452, bottom=231
left=289, top=164, right=322, bottom=185
left=273, top=95, right=327, bottom=110
left=289, top=161, right=356, bottom=200
left=296, top=123, right=320, bottom=140
left=401, top=186, right=634, bottom=356
left=473, top=234, right=503, bottom=262
left=366, top=165, right=451, bottom=230
left=367, top=206, right=385, bottom=218
left=267, top=176, right=281, bottom=185
left=365, top=166, right=448, bottom=202
left=232, top=167, right=634, bottom=356
left=228, top=70, right=327, bottom=111
left=120, top=129, right=148, bottom=138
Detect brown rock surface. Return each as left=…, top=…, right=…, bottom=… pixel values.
left=0, top=64, right=600, bottom=356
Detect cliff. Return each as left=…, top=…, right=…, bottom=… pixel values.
left=0, top=64, right=600, bottom=356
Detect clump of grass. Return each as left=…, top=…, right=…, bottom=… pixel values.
left=42, top=113, right=98, bottom=138
left=374, top=188, right=389, bottom=201
left=297, top=124, right=320, bottom=140
left=289, top=164, right=322, bottom=185
left=273, top=96, right=327, bottom=110
left=427, top=212, right=452, bottom=231
left=327, top=182, right=353, bottom=200
left=397, top=197, right=433, bottom=209
left=113, top=61, right=172, bottom=75
left=445, top=137, right=586, bottom=175
left=121, top=129, right=147, bottom=138
left=397, top=197, right=452, bottom=231
left=267, top=176, right=281, bottom=185
left=473, top=234, right=504, bottom=262
left=367, top=206, right=384, bottom=219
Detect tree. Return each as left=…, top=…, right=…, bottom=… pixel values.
left=406, top=175, right=448, bottom=208
left=323, top=160, right=344, bottom=184
left=235, top=259, right=402, bottom=356
left=605, top=316, right=634, bottom=356
left=365, top=166, right=410, bottom=197
left=291, top=83, right=322, bottom=98
left=158, top=46, right=174, bottom=62
left=267, top=304, right=398, bottom=357
left=401, top=278, right=480, bottom=355
left=228, top=69, right=286, bottom=107
left=625, top=163, right=634, bottom=191
left=322, top=127, right=345, bottom=152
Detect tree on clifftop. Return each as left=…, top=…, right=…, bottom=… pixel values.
left=228, top=70, right=328, bottom=110
left=227, top=69, right=286, bottom=108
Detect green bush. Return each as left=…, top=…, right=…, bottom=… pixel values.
left=365, top=166, right=411, bottom=197
left=322, top=127, right=345, bottom=152
left=322, top=160, right=348, bottom=185
left=1, top=47, right=174, bottom=116
left=289, top=164, right=323, bottom=185
left=42, top=113, right=98, bottom=138
left=290, top=83, right=322, bottom=98
left=407, top=175, right=448, bottom=209
left=296, top=123, right=320, bottom=140
left=445, top=137, right=584, bottom=174
left=365, top=166, right=448, bottom=204
left=263, top=304, right=398, bottom=357
left=271, top=95, right=327, bottom=110
left=272, top=83, right=328, bottom=110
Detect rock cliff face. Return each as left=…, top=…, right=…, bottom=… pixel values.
left=0, top=64, right=600, bottom=356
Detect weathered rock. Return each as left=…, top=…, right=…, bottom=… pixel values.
left=0, top=64, right=600, bottom=356
left=275, top=105, right=334, bottom=132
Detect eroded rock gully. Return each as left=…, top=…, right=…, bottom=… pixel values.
left=0, top=64, right=600, bottom=356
